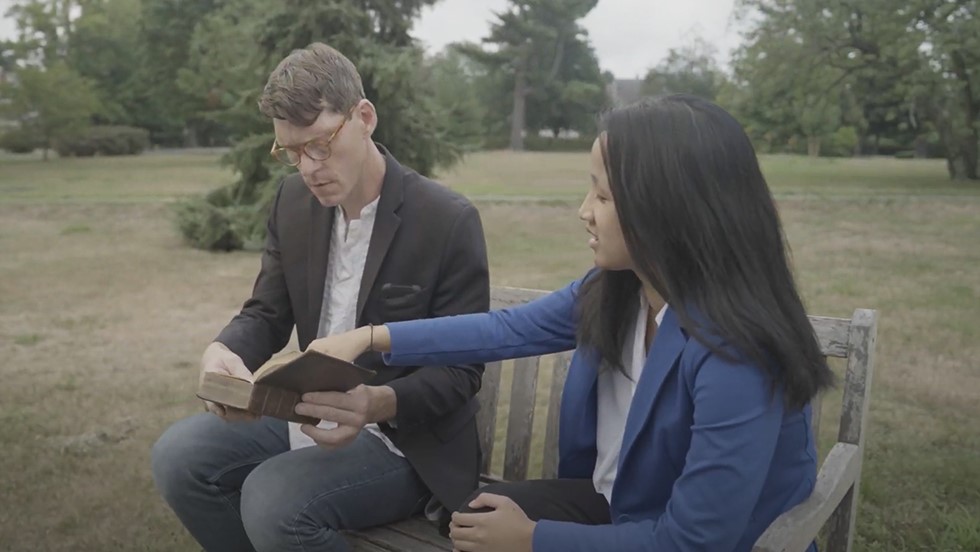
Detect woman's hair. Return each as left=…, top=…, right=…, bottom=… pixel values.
left=576, top=94, right=833, bottom=409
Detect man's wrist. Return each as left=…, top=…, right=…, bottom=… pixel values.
left=366, top=384, right=398, bottom=423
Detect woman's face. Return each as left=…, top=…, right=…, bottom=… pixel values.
left=579, top=136, right=632, bottom=271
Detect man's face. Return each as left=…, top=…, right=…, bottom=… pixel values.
left=272, top=102, right=369, bottom=208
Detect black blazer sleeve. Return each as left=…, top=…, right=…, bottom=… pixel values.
left=214, top=180, right=294, bottom=371
left=385, top=204, right=490, bottom=430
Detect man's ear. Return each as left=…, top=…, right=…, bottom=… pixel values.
left=356, top=99, right=378, bottom=137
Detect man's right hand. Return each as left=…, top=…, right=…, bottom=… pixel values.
left=200, top=341, right=259, bottom=422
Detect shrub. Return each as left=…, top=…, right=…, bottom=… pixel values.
left=174, top=194, right=268, bottom=252
left=56, top=126, right=150, bottom=157
left=823, top=126, right=859, bottom=158
left=174, top=197, right=243, bottom=251
left=524, top=135, right=594, bottom=152
left=0, top=129, right=41, bottom=154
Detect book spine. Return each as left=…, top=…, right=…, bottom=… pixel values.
left=248, top=384, right=319, bottom=425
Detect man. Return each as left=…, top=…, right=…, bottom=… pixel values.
left=151, top=43, right=490, bottom=552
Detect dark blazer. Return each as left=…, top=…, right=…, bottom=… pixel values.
left=215, top=147, right=491, bottom=514
left=385, top=276, right=818, bottom=552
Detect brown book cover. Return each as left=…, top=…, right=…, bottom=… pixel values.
left=196, top=350, right=376, bottom=424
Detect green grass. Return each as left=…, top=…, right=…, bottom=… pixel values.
left=0, top=150, right=977, bottom=551
left=0, top=151, right=235, bottom=203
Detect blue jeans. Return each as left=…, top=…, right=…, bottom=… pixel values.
left=151, top=414, right=430, bottom=552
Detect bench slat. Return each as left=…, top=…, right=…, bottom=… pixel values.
left=826, top=309, right=877, bottom=552
left=810, top=316, right=851, bottom=358
left=542, top=352, right=571, bottom=479
left=348, top=518, right=451, bottom=552
left=475, top=360, right=503, bottom=475
left=349, top=537, right=397, bottom=552
left=752, top=443, right=861, bottom=552
left=490, top=287, right=548, bottom=308
left=503, top=356, right=540, bottom=481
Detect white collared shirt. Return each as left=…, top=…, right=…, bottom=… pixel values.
left=287, top=197, right=403, bottom=456
left=592, top=293, right=668, bottom=502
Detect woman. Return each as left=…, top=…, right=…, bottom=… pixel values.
left=299, top=95, right=833, bottom=552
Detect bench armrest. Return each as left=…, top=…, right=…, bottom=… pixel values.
left=752, top=442, right=862, bottom=552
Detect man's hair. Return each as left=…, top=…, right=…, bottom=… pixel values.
left=258, top=42, right=365, bottom=126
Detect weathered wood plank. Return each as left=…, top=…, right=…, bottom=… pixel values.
left=475, top=361, right=502, bottom=475
left=542, top=352, right=571, bottom=480
left=349, top=536, right=397, bottom=552
left=503, top=356, right=540, bottom=481
left=752, top=443, right=862, bottom=552
left=808, top=316, right=851, bottom=358
left=385, top=518, right=453, bottom=550
left=811, top=392, right=822, bottom=443
left=490, top=287, right=548, bottom=309
left=825, top=309, right=877, bottom=552
left=348, top=517, right=452, bottom=552
left=348, top=528, right=449, bottom=552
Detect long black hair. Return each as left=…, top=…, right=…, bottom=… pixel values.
left=576, top=95, right=833, bottom=409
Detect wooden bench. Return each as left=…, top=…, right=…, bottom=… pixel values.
left=348, top=286, right=878, bottom=552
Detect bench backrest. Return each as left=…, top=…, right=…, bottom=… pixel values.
left=477, top=286, right=877, bottom=552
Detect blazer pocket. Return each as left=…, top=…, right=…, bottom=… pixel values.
left=381, top=283, right=425, bottom=312
left=382, top=283, right=423, bottom=299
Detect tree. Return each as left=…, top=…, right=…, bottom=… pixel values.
left=733, top=0, right=978, bottom=179
left=67, top=0, right=142, bottom=126
left=3, top=0, right=74, bottom=67
left=175, top=0, right=267, bottom=147
left=176, top=0, right=466, bottom=250
left=3, top=0, right=157, bottom=132
left=728, top=28, right=848, bottom=156
left=526, top=36, right=608, bottom=137
left=134, top=0, right=223, bottom=145
left=1, top=61, right=99, bottom=160
left=462, top=0, right=600, bottom=150
left=423, top=47, right=489, bottom=151
left=907, top=0, right=979, bottom=179
left=644, top=38, right=726, bottom=101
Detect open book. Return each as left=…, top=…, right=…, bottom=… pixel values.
left=196, top=350, right=376, bottom=424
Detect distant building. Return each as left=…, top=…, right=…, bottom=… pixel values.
left=606, top=79, right=645, bottom=107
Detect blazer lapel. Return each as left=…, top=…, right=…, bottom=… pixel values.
left=617, top=307, right=687, bottom=467
left=307, top=196, right=334, bottom=340
left=357, top=152, right=404, bottom=321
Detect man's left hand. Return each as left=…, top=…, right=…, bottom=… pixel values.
left=296, top=384, right=397, bottom=449
left=449, top=494, right=536, bottom=552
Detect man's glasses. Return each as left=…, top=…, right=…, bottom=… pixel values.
left=270, top=105, right=357, bottom=166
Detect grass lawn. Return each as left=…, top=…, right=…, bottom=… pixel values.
left=0, top=150, right=977, bottom=551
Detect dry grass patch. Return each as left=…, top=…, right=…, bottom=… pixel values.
left=0, top=152, right=977, bottom=551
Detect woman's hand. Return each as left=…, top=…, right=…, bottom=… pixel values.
left=307, top=325, right=376, bottom=362
left=449, top=494, right=536, bottom=552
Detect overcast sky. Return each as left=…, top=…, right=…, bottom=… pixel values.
left=413, top=0, right=744, bottom=78
left=1, top=0, right=744, bottom=78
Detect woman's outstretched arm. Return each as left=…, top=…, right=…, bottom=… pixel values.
left=309, top=277, right=585, bottom=366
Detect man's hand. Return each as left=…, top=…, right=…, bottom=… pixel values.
left=296, top=384, right=397, bottom=449
left=200, top=341, right=258, bottom=422
left=449, top=494, right=536, bottom=552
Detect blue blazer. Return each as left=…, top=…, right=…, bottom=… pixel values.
left=385, top=277, right=818, bottom=552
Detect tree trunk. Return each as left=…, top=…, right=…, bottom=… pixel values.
left=913, top=135, right=929, bottom=159
left=938, top=119, right=979, bottom=181
left=807, top=136, right=821, bottom=157
left=946, top=49, right=979, bottom=180
left=945, top=137, right=978, bottom=180
left=509, top=59, right=528, bottom=151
